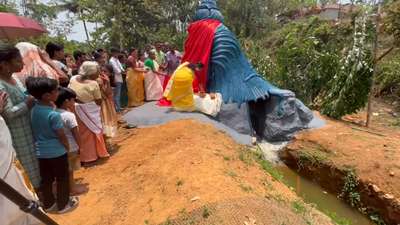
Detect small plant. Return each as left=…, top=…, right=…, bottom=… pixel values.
left=369, top=213, right=386, bottom=225
left=223, top=156, right=231, bottom=161
left=202, top=207, right=211, bottom=218
left=226, top=170, right=238, bottom=178
left=391, top=118, right=400, bottom=127
left=239, top=149, right=253, bottom=166
left=239, top=183, right=253, bottom=193
left=144, top=220, right=150, bottom=225
left=292, top=200, right=307, bottom=215
left=161, top=218, right=173, bottom=225
left=297, top=150, right=328, bottom=170
left=176, top=180, right=184, bottom=186
left=340, top=169, right=361, bottom=208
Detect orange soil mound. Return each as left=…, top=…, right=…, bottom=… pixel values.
left=52, top=119, right=331, bottom=225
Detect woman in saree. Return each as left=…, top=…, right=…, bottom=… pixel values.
left=0, top=91, right=40, bottom=225
left=12, top=42, right=68, bottom=86
left=144, top=50, right=164, bottom=101
left=164, top=62, right=204, bottom=111
left=126, top=49, right=146, bottom=107
left=0, top=43, right=41, bottom=189
left=98, top=64, right=118, bottom=138
left=165, top=62, right=223, bottom=116
left=68, top=61, right=109, bottom=164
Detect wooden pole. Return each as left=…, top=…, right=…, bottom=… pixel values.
left=366, top=2, right=381, bottom=127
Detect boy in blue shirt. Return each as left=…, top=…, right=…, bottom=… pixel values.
left=26, top=77, right=79, bottom=214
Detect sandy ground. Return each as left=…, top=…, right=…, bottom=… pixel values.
left=51, top=120, right=332, bottom=225
left=289, top=98, right=400, bottom=200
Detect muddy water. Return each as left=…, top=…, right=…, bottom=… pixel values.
left=276, top=166, right=374, bottom=225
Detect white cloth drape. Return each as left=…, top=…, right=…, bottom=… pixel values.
left=0, top=116, right=40, bottom=225
left=75, top=102, right=103, bottom=135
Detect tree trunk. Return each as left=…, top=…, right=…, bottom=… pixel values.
left=82, top=18, right=90, bottom=44
left=366, top=3, right=381, bottom=127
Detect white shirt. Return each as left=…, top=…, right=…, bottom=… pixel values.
left=109, top=57, right=125, bottom=83
left=58, top=109, right=79, bottom=152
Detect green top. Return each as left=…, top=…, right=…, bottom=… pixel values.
left=144, top=59, right=155, bottom=71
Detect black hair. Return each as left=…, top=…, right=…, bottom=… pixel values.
left=118, top=54, right=125, bottom=60
left=130, top=48, right=137, bottom=55
left=102, top=64, right=114, bottom=74
left=55, top=87, right=77, bottom=107
left=102, top=63, right=116, bottom=87
left=26, top=77, right=59, bottom=100
left=97, top=48, right=105, bottom=53
left=45, top=42, right=64, bottom=59
left=93, top=52, right=102, bottom=61
left=0, top=43, right=20, bottom=63
left=188, top=62, right=204, bottom=71
left=110, top=47, right=120, bottom=54
left=73, top=50, right=85, bottom=61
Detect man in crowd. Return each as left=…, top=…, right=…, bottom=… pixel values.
left=109, top=48, right=125, bottom=112
left=72, top=50, right=87, bottom=75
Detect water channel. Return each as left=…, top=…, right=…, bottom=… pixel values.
left=276, top=166, right=374, bottom=225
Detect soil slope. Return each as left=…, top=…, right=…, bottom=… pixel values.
left=51, top=120, right=332, bottom=225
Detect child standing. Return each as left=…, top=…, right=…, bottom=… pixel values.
left=55, top=87, right=88, bottom=195
left=26, top=77, right=79, bottom=214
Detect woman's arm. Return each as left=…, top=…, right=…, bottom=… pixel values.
left=38, top=48, right=69, bottom=81
left=71, top=126, right=81, bottom=154
left=134, top=67, right=147, bottom=73
left=56, top=128, right=70, bottom=153
left=0, top=92, right=34, bottom=120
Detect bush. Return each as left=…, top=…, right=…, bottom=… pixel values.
left=245, top=16, right=374, bottom=119
left=376, top=53, right=400, bottom=96
left=321, top=15, right=374, bottom=119
left=246, top=17, right=351, bottom=107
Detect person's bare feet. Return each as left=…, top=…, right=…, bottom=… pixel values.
left=70, top=183, right=89, bottom=196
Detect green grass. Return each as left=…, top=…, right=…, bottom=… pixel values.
left=239, top=149, right=253, bottom=165
left=225, top=170, right=238, bottom=178
left=239, top=183, right=253, bottom=193
left=223, top=156, right=231, bottom=161
left=202, top=207, right=211, bottom=218
left=161, top=218, right=173, bottom=225
left=247, top=147, right=284, bottom=181
left=292, top=200, right=307, bottom=215
left=324, top=211, right=352, bottom=225
left=297, top=150, right=329, bottom=170
left=391, top=118, right=400, bottom=127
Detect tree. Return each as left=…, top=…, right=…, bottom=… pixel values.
left=0, top=1, right=18, bottom=13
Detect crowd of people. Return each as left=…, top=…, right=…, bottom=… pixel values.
left=0, top=40, right=186, bottom=222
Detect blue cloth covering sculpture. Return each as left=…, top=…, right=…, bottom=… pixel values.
left=186, top=0, right=314, bottom=141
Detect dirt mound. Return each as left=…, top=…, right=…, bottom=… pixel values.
left=52, top=119, right=331, bottom=225
left=161, top=197, right=324, bottom=225
left=282, top=109, right=400, bottom=224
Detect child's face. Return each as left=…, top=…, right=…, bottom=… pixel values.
left=65, top=98, right=76, bottom=109
left=101, top=68, right=111, bottom=77
left=46, top=89, right=59, bottom=103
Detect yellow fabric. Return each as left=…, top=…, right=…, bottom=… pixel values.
left=166, top=64, right=195, bottom=111
left=69, top=77, right=102, bottom=103
left=14, top=160, right=35, bottom=193
left=163, top=62, right=189, bottom=98
left=126, top=68, right=145, bottom=107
